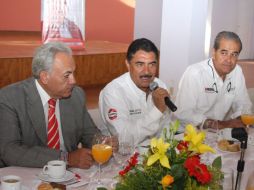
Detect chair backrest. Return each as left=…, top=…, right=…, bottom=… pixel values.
left=238, top=60, right=254, bottom=88
left=88, top=108, right=105, bottom=130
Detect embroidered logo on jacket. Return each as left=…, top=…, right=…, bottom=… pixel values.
left=129, top=109, right=141, bottom=115
left=108, top=108, right=117, bottom=120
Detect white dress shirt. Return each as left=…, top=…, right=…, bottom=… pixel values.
left=175, top=58, right=252, bottom=129
left=35, top=80, right=66, bottom=151
left=99, top=72, right=172, bottom=146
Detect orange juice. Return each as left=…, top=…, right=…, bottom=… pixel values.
left=92, top=144, right=112, bottom=164
left=241, top=114, right=254, bottom=125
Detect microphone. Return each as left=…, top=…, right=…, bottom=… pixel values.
left=231, top=128, right=248, bottom=142
left=231, top=128, right=248, bottom=190
left=149, top=81, right=177, bottom=112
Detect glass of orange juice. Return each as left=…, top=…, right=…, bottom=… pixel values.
left=241, top=114, right=254, bottom=126
left=241, top=108, right=254, bottom=128
left=89, top=133, right=113, bottom=189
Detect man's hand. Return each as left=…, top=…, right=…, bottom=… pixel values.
left=68, top=148, right=94, bottom=169
left=104, top=135, right=119, bottom=152
left=218, top=118, right=245, bottom=129
left=152, top=87, right=170, bottom=113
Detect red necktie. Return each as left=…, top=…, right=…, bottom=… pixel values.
left=47, top=98, right=60, bottom=149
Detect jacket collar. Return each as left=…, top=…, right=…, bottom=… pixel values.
left=24, top=78, right=47, bottom=145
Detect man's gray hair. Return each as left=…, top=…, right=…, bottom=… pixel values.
left=32, top=42, right=72, bottom=79
left=213, top=31, right=242, bottom=53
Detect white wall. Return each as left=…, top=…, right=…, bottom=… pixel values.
left=134, top=0, right=163, bottom=48
left=240, top=0, right=254, bottom=59
left=210, top=0, right=254, bottom=59
left=134, top=0, right=254, bottom=94
left=159, top=0, right=209, bottom=95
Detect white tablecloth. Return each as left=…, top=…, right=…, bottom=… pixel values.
left=0, top=160, right=119, bottom=190
left=1, top=132, right=254, bottom=190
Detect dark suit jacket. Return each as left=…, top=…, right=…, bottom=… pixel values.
left=0, top=78, right=99, bottom=168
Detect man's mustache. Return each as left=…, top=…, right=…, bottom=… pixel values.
left=140, top=75, right=152, bottom=79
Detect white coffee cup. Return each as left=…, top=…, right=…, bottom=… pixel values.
left=42, top=160, right=66, bottom=179
left=1, top=175, right=21, bottom=190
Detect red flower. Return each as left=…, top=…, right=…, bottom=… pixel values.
left=129, top=152, right=139, bottom=166
left=194, top=164, right=212, bottom=184
left=184, top=156, right=212, bottom=184
left=176, top=140, right=189, bottom=152
left=119, top=152, right=139, bottom=176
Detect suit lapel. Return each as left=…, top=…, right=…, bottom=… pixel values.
left=25, top=78, right=47, bottom=145
left=59, top=99, right=76, bottom=151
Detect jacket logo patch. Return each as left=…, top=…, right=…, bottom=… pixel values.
left=108, top=108, right=117, bottom=120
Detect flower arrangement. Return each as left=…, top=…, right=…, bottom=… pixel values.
left=115, top=121, right=224, bottom=190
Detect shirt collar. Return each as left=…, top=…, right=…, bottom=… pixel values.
left=210, top=58, right=232, bottom=82
left=35, top=80, right=52, bottom=107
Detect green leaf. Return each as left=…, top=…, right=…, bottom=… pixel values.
left=212, top=156, right=222, bottom=169
left=97, top=188, right=108, bottom=190
left=163, top=127, right=168, bottom=139
left=170, top=120, right=180, bottom=134
left=171, top=164, right=185, bottom=180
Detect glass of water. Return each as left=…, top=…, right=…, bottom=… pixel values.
left=113, top=129, right=135, bottom=167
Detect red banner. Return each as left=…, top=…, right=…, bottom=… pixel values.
left=41, top=0, right=85, bottom=50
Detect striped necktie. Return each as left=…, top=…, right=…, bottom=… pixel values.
left=47, top=98, right=60, bottom=149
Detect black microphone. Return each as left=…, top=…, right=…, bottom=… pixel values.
left=149, top=81, right=177, bottom=112
left=231, top=128, right=248, bottom=142
left=231, top=128, right=248, bottom=190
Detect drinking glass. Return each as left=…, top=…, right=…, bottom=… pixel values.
left=114, top=131, right=135, bottom=167
left=201, top=119, right=219, bottom=145
left=88, top=133, right=113, bottom=189
left=241, top=109, right=254, bottom=146
left=200, top=119, right=219, bottom=164
left=241, top=109, right=254, bottom=129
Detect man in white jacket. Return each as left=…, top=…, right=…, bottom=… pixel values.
left=99, top=38, right=172, bottom=146
left=175, top=31, right=252, bottom=131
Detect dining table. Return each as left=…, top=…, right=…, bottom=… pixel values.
left=0, top=159, right=122, bottom=190
left=1, top=129, right=254, bottom=190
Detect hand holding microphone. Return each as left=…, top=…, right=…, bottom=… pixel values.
left=149, top=82, right=177, bottom=112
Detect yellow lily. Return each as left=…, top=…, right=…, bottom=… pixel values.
left=147, top=138, right=170, bottom=168
left=183, top=124, right=215, bottom=154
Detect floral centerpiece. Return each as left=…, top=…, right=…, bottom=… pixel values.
left=115, top=121, right=224, bottom=190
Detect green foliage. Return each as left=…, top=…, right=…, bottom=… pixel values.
left=115, top=167, right=160, bottom=190
left=115, top=121, right=224, bottom=190
left=97, top=187, right=108, bottom=190
left=212, top=156, right=222, bottom=169
left=207, top=158, right=223, bottom=190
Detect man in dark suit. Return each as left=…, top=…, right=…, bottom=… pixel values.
left=0, top=42, right=107, bottom=168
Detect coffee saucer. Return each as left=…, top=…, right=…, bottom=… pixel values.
left=38, top=171, right=75, bottom=182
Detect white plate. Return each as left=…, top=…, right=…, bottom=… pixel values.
left=38, top=170, right=75, bottom=183
left=216, top=140, right=240, bottom=153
